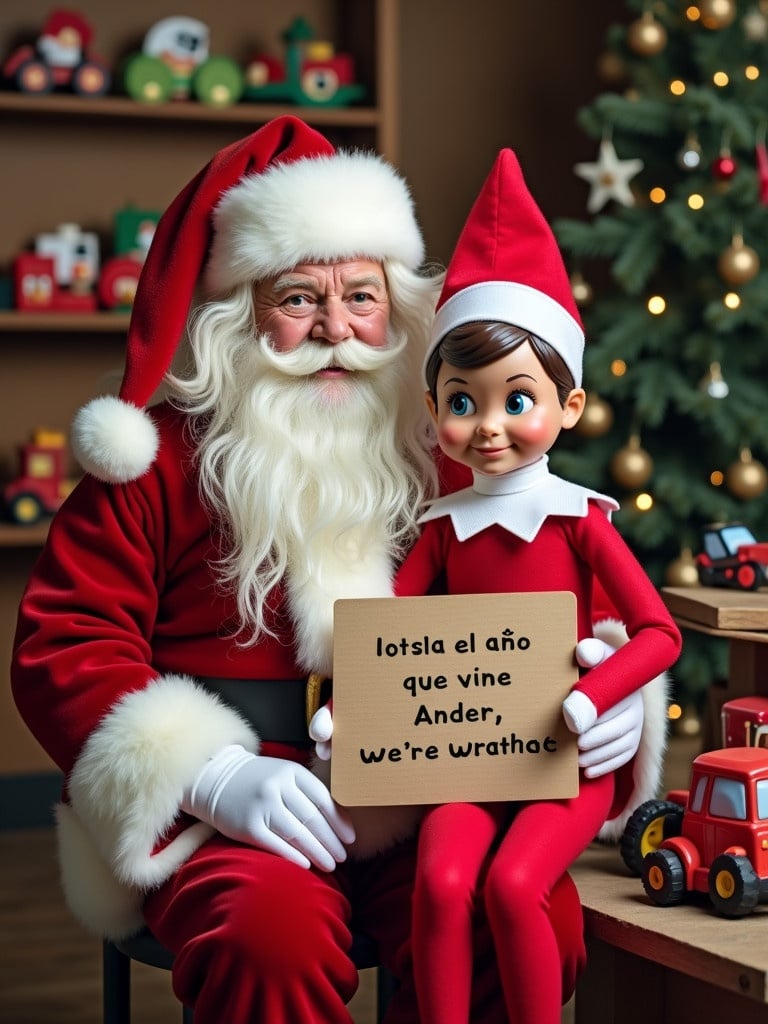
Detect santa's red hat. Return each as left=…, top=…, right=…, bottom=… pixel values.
left=72, top=115, right=425, bottom=483
left=426, top=148, right=584, bottom=387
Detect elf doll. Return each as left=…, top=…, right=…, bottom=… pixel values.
left=393, top=149, right=682, bottom=1024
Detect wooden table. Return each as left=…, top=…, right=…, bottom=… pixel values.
left=573, top=843, right=768, bottom=1023
left=662, top=586, right=768, bottom=746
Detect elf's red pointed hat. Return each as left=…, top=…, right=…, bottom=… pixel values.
left=72, top=115, right=425, bottom=483
left=426, top=148, right=584, bottom=386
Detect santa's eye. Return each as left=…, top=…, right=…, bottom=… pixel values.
left=506, top=391, right=534, bottom=415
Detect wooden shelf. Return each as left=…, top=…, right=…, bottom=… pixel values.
left=0, top=92, right=381, bottom=129
left=0, top=521, right=49, bottom=547
left=0, top=311, right=130, bottom=332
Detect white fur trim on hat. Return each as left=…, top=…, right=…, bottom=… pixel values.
left=72, top=395, right=160, bottom=484
left=205, top=151, right=425, bottom=294
left=427, top=281, right=585, bottom=388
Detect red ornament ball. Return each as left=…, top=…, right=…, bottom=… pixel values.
left=712, top=155, right=737, bottom=180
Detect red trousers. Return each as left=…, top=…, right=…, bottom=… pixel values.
left=413, top=774, right=614, bottom=1024
left=143, top=832, right=587, bottom=1023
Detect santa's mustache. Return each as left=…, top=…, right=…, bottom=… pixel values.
left=251, top=332, right=406, bottom=378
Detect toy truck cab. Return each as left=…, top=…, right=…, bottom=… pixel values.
left=3, top=430, right=76, bottom=524
left=722, top=697, right=768, bottom=749
left=641, top=748, right=768, bottom=916
left=696, top=522, right=768, bottom=590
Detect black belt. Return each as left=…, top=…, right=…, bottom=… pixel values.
left=198, top=674, right=330, bottom=746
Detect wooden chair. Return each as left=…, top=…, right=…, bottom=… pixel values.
left=103, top=927, right=396, bottom=1023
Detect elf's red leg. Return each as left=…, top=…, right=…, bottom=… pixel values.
left=484, top=775, right=613, bottom=1024
left=412, top=802, right=505, bottom=1023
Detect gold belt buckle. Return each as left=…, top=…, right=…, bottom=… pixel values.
left=305, top=672, right=329, bottom=729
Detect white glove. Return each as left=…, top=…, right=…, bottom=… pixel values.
left=572, top=636, right=644, bottom=778
left=309, top=703, right=334, bottom=761
left=182, top=744, right=355, bottom=871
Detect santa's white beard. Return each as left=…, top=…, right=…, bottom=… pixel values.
left=197, top=331, right=418, bottom=674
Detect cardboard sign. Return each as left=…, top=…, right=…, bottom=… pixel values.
left=330, top=591, right=578, bottom=806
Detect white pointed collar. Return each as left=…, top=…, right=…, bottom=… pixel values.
left=419, top=456, right=619, bottom=542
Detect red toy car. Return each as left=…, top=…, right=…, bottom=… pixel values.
left=623, top=747, right=768, bottom=917
left=696, top=522, right=768, bottom=591
left=3, top=9, right=111, bottom=96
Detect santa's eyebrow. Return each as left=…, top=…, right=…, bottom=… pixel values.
left=345, top=274, right=386, bottom=291
left=272, top=274, right=316, bottom=292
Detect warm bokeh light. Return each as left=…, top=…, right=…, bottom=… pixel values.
left=688, top=193, right=705, bottom=209
left=647, top=295, right=666, bottom=315
left=649, top=186, right=667, bottom=203
left=635, top=492, right=654, bottom=510
left=746, top=65, right=760, bottom=80
left=685, top=5, right=701, bottom=21
left=670, top=79, right=686, bottom=95
left=668, top=703, right=683, bottom=720
left=724, top=292, right=741, bottom=309
left=710, top=470, right=724, bottom=486
left=713, top=71, right=729, bottom=87
left=611, top=359, right=627, bottom=376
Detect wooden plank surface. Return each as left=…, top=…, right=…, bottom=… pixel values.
left=662, top=586, right=768, bottom=632
left=572, top=842, right=768, bottom=1004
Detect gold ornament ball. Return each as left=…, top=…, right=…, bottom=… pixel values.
left=575, top=393, right=613, bottom=438
left=665, top=548, right=700, bottom=587
left=627, top=13, right=668, bottom=56
left=726, top=451, right=768, bottom=499
left=570, top=272, right=593, bottom=307
left=717, top=241, right=760, bottom=285
left=699, top=0, right=737, bottom=29
left=610, top=440, right=654, bottom=489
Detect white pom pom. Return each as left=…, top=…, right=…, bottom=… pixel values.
left=72, top=396, right=159, bottom=483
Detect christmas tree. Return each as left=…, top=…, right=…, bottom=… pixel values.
left=551, top=0, right=768, bottom=714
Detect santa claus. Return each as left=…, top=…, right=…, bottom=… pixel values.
left=12, top=116, right=666, bottom=1024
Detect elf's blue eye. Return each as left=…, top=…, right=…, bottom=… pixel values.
left=506, top=392, right=534, bottom=416
left=448, top=393, right=475, bottom=416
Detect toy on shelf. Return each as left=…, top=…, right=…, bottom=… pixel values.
left=721, top=696, right=768, bottom=750
left=3, top=429, right=78, bottom=524
left=122, top=16, right=243, bottom=107
left=12, top=209, right=159, bottom=314
left=696, top=522, right=768, bottom=591
left=15, top=223, right=99, bottom=313
left=243, top=17, right=365, bottom=107
left=2, top=9, right=111, bottom=96
left=97, top=205, right=159, bottom=310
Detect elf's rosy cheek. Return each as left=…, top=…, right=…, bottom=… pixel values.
left=438, top=423, right=469, bottom=447
left=514, top=413, right=554, bottom=444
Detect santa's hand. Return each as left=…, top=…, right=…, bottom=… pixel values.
left=577, top=690, right=644, bottom=779
left=182, top=744, right=355, bottom=871
left=309, top=703, right=333, bottom=761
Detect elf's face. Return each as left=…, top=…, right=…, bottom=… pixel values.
left=426, top=340, right=585, bottom=476
left=252, top=260, right=391, bottom=374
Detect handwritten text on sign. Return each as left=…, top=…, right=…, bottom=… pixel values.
left=330, top=592, right=578, bottom=806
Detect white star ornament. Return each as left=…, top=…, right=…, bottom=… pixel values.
left=574, top=139, right=644, bottom=214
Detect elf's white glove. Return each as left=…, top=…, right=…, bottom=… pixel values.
left=309, top=703, right=334, bottom=761
left=182, top=744, right=356, bottom=872
left=568, top=636, right=644, bottom=778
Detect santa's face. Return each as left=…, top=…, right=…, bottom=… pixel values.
left=251, top=260, right=390, bottom=381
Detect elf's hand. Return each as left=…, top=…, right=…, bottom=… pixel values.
left=309, top=701, right=334, bottom=761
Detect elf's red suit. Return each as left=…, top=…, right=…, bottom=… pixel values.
left=395, top=459, right=681, bottom=1024
left=12, top=406, right=590, bottom=1024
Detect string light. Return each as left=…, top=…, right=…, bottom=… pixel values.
left=647, top=295, right=666, bottom=314
left=746, top=65, right=760, bottom=80
left=723, top=291, right=741, bottom=308
left=611, top=359, right=627, bottom=376
left=713, top=71, right=729, bottom=87
left=710, top=470, right=724, bottom=486
left=635, top=492, right=654, bottom=510
left=670, top=79, right=686, bottom=95
left=649, top=186, right=666, bottom=203
left=688, top=193, right=705, bottom=209
left=685, top=6, right=701, bottom=22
